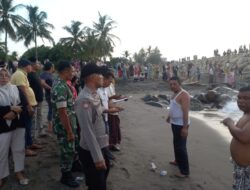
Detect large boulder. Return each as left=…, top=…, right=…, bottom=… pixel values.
left=213, top=86, right=238, bottom=97
left=205, top=90, right=220, bottom=103
left=195, top=93, right=208, bottom=103
left=145, top=101, right=163, bottom=108
left=158, top=94, right=169, bottom=102
left=142, top=94, right=159, bottom=102
left=190, top=98, right=204, bottom=111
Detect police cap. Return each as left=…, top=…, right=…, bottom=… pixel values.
left=81, top=63, right=102, bottom=79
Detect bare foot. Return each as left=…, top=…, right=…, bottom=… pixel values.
left=169, top=160, right=178, bottom=166
left=175, top=172, right=189, bottom=178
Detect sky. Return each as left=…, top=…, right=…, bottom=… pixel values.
left=4, top=0, right=250, bottom=61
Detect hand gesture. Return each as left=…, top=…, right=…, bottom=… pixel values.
left=181, top=127, right=188, bottom=137
left=95, top=160, right=107, bottom=170
left=222, top=117, right=234, bottom=127
left=27, top=105, right=34, bottom=116
left=166, top=116, right=170, bottom=123
left=3, top=111, right=16, bottom=120
left=11, top=106, right=22, bottom=114
left=67, top=131, right=75, bottom=142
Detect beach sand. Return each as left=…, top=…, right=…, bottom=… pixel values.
left=2, top=80, right=233, bottom=190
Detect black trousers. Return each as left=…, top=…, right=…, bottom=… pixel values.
left=171, top=124, right=190, bottom=175
left=78, top=147, right=110, bottom=190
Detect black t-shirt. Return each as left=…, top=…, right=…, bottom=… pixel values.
left=28, top=72, right=43, bottom=102
left=40, top=71, right=53, bottom=99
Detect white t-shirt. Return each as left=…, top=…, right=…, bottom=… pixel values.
left=97, top=87, right=109, bottom=121
left=107, top=83, right=118, bottom=116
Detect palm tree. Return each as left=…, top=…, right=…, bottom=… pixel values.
left=92, top=12, right=120, bottom=61
left=0, top=0, right=26, bottom=60
left=59, top=20, right=87, bottom=59
left=17, top=5, right=54, bottom=60
left=0, top=39, right=4, bottom=52
left=81, top=28, right=99, bottom=61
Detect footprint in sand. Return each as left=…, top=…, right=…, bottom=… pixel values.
left=120, top=167, right=130, bottom=178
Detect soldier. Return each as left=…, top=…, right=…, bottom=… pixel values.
left=75, top=63, right=112, bottom=190
left=51, top=61, right=79, bottom=188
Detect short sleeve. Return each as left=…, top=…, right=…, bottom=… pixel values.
left=53, top=85, right=68, bottom=108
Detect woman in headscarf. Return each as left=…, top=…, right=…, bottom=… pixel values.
left=0, top=68, right=29, bottom=187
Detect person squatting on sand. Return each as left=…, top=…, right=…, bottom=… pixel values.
left=166, top=76, right=190, bottom=178
left=51, top=61, right=79, bottom=188
left=0, top=68, right=29, bottom=187
left=222, top=86, right=250, bottom=190
left=75, top=63, right=111, bottom=190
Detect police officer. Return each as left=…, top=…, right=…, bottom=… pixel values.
left=51, top=61, right=79, bottom=188
left=75, top=63, right=119, bottom=190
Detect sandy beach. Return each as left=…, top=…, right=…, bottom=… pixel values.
left=2, top=80, right=234, bottom=190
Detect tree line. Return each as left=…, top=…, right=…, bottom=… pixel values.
left=0, top=0, right=163, bottom=65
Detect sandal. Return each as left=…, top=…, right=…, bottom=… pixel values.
left=19, top=178, right=29, bottom=185
left=16, top=172, right=29, bottom=185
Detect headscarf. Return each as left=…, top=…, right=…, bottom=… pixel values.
left=0, top=68, right=20, bottom=126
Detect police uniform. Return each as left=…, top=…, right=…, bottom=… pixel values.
left=75, top=86, right=110, bottom=190
left=51, top=76, right=77, bottom=173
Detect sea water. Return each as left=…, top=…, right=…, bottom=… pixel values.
left=191, top=101, right=243, bottom=143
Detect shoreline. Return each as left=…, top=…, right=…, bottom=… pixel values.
left=190, top=111, right=232, bottom=143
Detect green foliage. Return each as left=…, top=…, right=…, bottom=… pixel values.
left=21, top=45, right=50, bottom=60
left=17, top=5, right=54, bottom=60
left=146, top=47, right=162, bottom=64
left=48, top=44, right=71, bottom=62
left=0, top=0, right=27, bottom=60
left=21, top=44, right=72, bottom=63
left=133, top=46, right=162, bottom=65
left=59, top=20, right=85, bottom=60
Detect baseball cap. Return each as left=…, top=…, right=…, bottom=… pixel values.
left=18, top=59, right=32, bottom=67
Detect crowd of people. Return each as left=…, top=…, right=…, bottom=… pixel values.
left=0, top=57, right=249, bottom=190
left=0, top=59, right=126, bottom=189
left=113, top=60, right=243, bottom=90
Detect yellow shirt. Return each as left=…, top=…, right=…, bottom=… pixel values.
left=11, top=68, right=37, bottom=106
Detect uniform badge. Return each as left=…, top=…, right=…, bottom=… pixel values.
left=82, top=102, right=89, bottom=109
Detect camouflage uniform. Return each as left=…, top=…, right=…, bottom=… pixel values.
left=51, top=76, right=77, bottom=172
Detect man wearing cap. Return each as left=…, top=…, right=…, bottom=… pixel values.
left=51, top=60, right=79, bottom=188
left=75, top=63, right=116, bottom=190
left=11, top=59, right=38, bottom=157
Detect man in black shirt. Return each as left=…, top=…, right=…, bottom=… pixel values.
left=28, top=57, right=44, bottom=148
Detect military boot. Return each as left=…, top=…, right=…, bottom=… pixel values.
left=60, top=171, right=79, bottom=188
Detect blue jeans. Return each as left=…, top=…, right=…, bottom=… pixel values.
left=171, top=124, right=190, bottom=175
